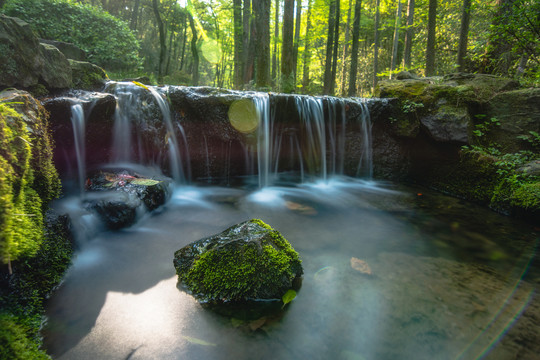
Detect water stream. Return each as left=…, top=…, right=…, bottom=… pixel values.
left=43, top=85, right=540, bottom=359
left=43, top=179, right=539, bottom=360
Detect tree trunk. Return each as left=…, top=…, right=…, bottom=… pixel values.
left=323, top=0, right=336, bottom=95
left=302, top=0, right=313, bottom=93
left=152, top=0, right=166, bottom=83
left=340, top=0, right=353, bottom=96
left=330, top=0, right=340, bottom=95
left=292, top=0, right=302, bottom=84
left=188, top=12, right=199, bottom=85
left=372, top=0, right=381, bottom=91
left=456, top=0, right=472, bottom=71
left=130, top=0, right=140, bottom=31
left=483, top=0, right=515, bottom=75
left=179, top=15, right=187, bottom=71
left=402, top=0, right=415, bottom=69
left=272, top=0, right=280, bottom=86
left=233, top=0, right=244, bottom=89
left=425, top=0, right=437, bottom=76
left=348, top=0, right=362, bottom=96
left=165, top=26, right=174, bottom=76
left=254, top=0, right=271, bottom=88
left=282, top=0, right=295, bottom=91
left=244, top=0, right=255, bottom=83
left=390, top=0, right=403, bottom=78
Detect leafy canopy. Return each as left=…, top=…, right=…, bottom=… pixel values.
left=3, top=0, right=141, bottom=71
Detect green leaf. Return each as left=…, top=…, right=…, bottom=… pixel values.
left=281, top=289, right=296, bottom=308
left=130, top=179, right=161, bottom=186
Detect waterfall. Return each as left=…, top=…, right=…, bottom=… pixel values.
left=70, top=102, right=85, bottom=197
left=253, top=93, right=271, bottom=188
left=355, top=99, right=373, bottom=178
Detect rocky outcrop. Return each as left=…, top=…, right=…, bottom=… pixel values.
left=0, top=15, right=71, bottom=91
left=40, top=39, right=86, bottom=61
left=174, top=219, right=303, bottom=304
left=374, top=73, right=540, bottom=222
left=69, top=60, right=107, bottom=91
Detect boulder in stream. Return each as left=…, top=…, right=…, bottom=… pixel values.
left=174, top=219, right=303, bottom=306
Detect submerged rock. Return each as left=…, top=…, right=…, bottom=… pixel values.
left=174, top=219, right=303, bottom=304
left=85, top=169, right=172, bottom=229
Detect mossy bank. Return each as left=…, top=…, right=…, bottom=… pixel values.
left=0, top=91, right=72, bottom=360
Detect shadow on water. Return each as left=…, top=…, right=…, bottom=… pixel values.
left=43, top=178, right=540, bottom=360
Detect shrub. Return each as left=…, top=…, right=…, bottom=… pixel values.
left=3, top=0, right=141, bottom=71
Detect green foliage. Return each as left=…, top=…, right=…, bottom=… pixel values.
left=281, top=289, right=296, bottom=308
left=401, top=100, right=424, bottom=114
left=472, top=115, right=500, bottom=139
left=517, top=131, right=540, bottom=150
left=3, top=0, right=141, bottom=71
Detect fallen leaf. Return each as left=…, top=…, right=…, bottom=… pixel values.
left=132, top=80, right=149, bottom=91
left=181, top=335, right=216, bottom=346
left=350, top=257, right=372, bottom=275
left=281, top=289, right=297, bottom=308
left=131, top=178, right=161, bottom=186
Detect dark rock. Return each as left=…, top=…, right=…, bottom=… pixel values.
left=84, top=169, right=173, bottom=229
left=174, top=219, right=303, bottom=304
left=40, top=39, right=86, bottom=61
left=420, top=105, right=470, bottom=143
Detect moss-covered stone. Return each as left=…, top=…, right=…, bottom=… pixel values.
left=69, top=59, right=107, bottom=91
left=174, top=219, right=303, bottom=303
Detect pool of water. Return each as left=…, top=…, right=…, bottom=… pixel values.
left=43, top=177, right=540, bottom=360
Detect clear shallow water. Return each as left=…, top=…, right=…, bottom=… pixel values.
left=43, top=177, right=540, bottom=360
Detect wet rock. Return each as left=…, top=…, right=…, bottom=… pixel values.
left=420, top=105, right=470, bottom=144
left=174, top=219, right=303, bottom=304
left=39, top=43, right=72, bottom=89
left=85, top=169, right=172, bottom=229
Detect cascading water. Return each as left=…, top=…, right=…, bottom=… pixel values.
left=69, top=102, right=86, bottom=197
left=356, top=99, right=373, bottom=178
left=105, top=82, right=189, bottom=183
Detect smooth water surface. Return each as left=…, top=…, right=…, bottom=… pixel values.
left=44, top=178, right=539, bottom=360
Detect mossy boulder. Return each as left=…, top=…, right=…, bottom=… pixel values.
left=174, top=219, right=303, bottom=304
left=69, top=59, right=107, bottom=91
left=0, top=15, right=72, bottom=90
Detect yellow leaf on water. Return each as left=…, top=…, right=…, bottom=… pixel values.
left=350, top=257, right=372, bottom=275
left=132, top=80, right=149, bottom=91
left=181, top=335, right=216, bottom=346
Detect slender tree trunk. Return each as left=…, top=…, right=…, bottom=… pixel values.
left=272, top=0, right=280, bottom=86
left=244, top=0, right=255, bottom=83
left=330, top=0, right=340, bottom=95
left=282, top=0, right=295, bottom=91
left=152, top=0, right=166, bottom=82
left=254, top=0, right=271, bottom=88
left=348, top=0, right=362, bottom=96
left=179, top=15, right=187, bottom=71
left=425, top=0, right=437, bottom=76
left=323, top=0, right=336, bottom=95
left=340, top=0, right=353, bottom=96
left=188, top=12, right=199, bottom=85
left=130, top=0, right=140, bottom=31
left=373, top=0, right=381, bottom=91
left=292, top=0, right=302, bottom=84
left=165, top=27, right=174, bottom=75
left=456, top=0, right=472, bottom=71
left=390, top=0, right=403, bottom=78
left=302, top=0, right=313, bottom=93
left=402, top=0, right=415, bottom=69
left=233, top=0, right=244, bottom=89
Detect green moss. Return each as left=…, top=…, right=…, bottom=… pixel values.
left=510, top=182, right=540, bottom=210
left=0, top=314, right=50, bottom=360
left=181, top=219, right=301, bottom=302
